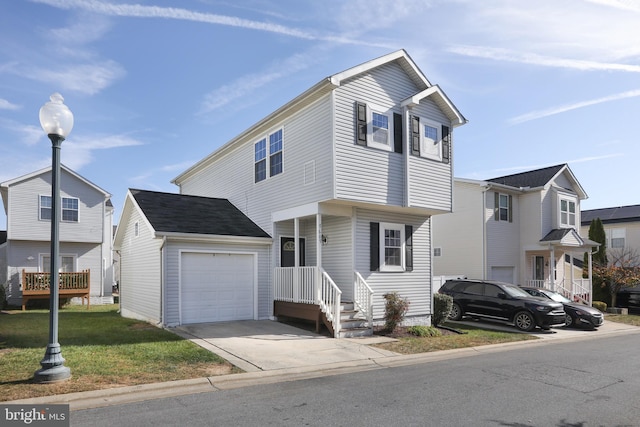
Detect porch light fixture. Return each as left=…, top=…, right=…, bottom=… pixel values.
left=34, top=93, right=74, bottom=383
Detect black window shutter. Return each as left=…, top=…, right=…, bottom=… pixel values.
left=442, top=125, right=450, bottom=164
left=393, top=113, right=403, bottom=154
left=370, top=222, right=380, bottom=271
left=410, top=115, right=420, bottom=156
left=508, top=195, right=513, bottom=223
left=356, top=102, right=367, bottom=146
left=405, top=225, right=413, bottom=272
left=494, top=192, right=499, bottom=221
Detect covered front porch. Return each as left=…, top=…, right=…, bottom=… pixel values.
left=271, top=202, right=373, bottom=338
left=525, top=228, right=599, bottom=305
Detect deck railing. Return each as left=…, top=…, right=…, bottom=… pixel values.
left=22, top=269, right=90, bottom=292
left=274, top=266, right=342, bottom=335
left=526, top=278, right=592, bottom=306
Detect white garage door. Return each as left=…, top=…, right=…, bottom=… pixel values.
left=180, top=252, right=255, bottom=324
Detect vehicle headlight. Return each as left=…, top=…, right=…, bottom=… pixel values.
left=535, top=305, right=550, bottom=312
left=574, top=309, right=587, bottom=316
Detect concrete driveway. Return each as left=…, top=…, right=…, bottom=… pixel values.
left=173, top=320, right=397, bottom=372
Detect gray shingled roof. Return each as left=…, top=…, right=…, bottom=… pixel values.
left=581, top=204, right=640, bottom=226
left=487, top=164, right=565, bottom=188
left=540, top=228, right=572, bottom=242
left=130, top=189, right=270, bottom=238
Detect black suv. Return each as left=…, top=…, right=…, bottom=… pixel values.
left=438, top=279, right=566, bottom=332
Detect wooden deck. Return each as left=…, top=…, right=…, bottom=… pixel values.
left=21, top=269, right=90, bottom=311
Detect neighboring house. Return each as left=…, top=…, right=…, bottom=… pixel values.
left=581, top=204, right=640, bottom=264
left=0, top=165, right=115, bottom=307
left=433, top=164, right=599, bottom=304
left=115, top=49, right=467, bottom=336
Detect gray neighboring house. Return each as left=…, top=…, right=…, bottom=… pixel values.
left=116, top=49, right=467, bottom=336
left=433, top=164, right=599, bottom=304
left=581, top=204, right=640, bottom=263
left=0, top=165, right=115, bottom=306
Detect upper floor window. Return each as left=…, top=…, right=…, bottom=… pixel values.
left=254, top=128, right=283, bottom=183
left=421, top=121, right=441, bottom=160
left=40, top=195, right=79, bottom=222
left=355, top=101, right=399, bottom=153
left=560, top=198, right=576, bottom=227
left=609, top=228, right=626, bottom=249
left=494, top=192, right=512, bottom=222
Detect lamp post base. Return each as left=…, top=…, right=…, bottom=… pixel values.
left=34, top=343, right=71, bottom=383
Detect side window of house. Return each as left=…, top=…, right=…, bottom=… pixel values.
left=369, top=222, right=413, bottom=272
left=39, top=195, right=79, bottom=222
left=355, top=102, right=403, bottom=154
left=609, top=228, right=626, bottom=249
left=560, top=198, right=576, bottom=227
left=494, top=192, right=513, bottom=222
left=254, top=128, right=284, bottom=183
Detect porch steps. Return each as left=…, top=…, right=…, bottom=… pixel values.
left=339, top=302, right=373, bottom=338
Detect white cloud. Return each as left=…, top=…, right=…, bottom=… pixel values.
left=448, top=45, right=640, bottom=73
left=200, top=52, right=319, bottom=114
left=0, top=99, right=21, bottom=110
left=508, top=89, right=640, bottom=124
left=23, top=61, right=125, bottom=95
left=61, top=133, right=144, bottom=169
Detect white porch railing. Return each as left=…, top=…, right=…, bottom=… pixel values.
left=526, top=279, right=592, bottom=306
left=354, top=272, right=374, bottom=325
left=273, top=266, right=342, bottom=336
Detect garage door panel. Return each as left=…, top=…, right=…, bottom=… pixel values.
left=180, top=252, right=255, bottom=324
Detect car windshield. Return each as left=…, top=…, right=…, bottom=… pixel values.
left=502, top=284, right=532, bottom=298
left=542, top=290, right=572, bottom=303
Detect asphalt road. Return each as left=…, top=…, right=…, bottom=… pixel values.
left=72, top=334, right=640, bottom=427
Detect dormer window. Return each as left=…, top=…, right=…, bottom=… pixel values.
left=560, top=198, right=576, bottom=228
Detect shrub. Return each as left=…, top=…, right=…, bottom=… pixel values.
left=383, top=292, right=410, bottom=332
left=433, top=293, right=453, bottom=326
left=407, top=325, right=441, bottom=337
left=592, top=301, right=607, bottom=313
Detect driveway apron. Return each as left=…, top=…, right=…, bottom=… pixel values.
left=173, top=320, right=397, bottom=372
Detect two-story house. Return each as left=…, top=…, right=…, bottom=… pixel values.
left=0, top=165, right=115, bottom=308
left=581, top=204, right=640, bottom=265
left=114, top=49, right=467, bottom=337
left=433, top=164, right=599, bottom=304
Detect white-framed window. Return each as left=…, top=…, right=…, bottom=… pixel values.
left=367, top=104, right=394, bottom=151
left=254, top=128, right=284, bottom=183
left=134, top=221, right=139, bottom=237
left=40, top=254, right=76, bottom=273
left=421, top=119, right=441, bottom=160
left=494, top=192, right=512, bottom=222
left=609, top=228, right=626, bottom=249
left=39, top=195, right=79, bottom=222
left=499, top=194, right=509, bottom=221
left=380, top=222, right=405, bottom=271
left=560, top=198, right=576, bottom=227
left=434, top=247, right=442, bottom=257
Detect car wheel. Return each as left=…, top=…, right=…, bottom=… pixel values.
left=514, top=311, right=535, bottom=332
left=449, top=303, right=463, bottom=321
left=565, top=314, right=574, bottom=328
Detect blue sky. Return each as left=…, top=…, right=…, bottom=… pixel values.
left=1, top=0, right=639, bottom=227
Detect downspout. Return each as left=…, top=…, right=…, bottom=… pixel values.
left=159, top=236, right=167, bottom=327
left=481, top=185, right=489, bottom=280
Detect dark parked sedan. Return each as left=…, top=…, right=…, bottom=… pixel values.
left=520, top=287, right=604, bottom=329
left=438, top=279, right=566, bottom=332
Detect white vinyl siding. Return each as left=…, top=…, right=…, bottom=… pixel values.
left=485, top=190, right=520, bottom=280
left=178, top=95, right=334, bottom=235
left=334, top=62, right=411, bottom=206
left=118, top=205, right=162, bottom=324
left=355, top=208, right=431, bottom=321
left=320, top=215, right=354, bottom=302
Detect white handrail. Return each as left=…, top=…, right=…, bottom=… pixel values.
left=319, top=268, right=342, bottom=336
left=354, top=271, right=374, bottom=325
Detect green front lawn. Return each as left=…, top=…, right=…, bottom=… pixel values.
left=0, top=305, right=235, bottom=402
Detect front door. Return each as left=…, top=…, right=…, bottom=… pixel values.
left=280, top=237, right=305, bottom=267
left=534, top=256, right=545, bottom=281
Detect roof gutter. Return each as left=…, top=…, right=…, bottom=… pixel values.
left=155, top=232, right=272, bottom=245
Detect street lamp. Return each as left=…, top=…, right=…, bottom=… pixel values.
left=34, top=93, right=74, bottom=383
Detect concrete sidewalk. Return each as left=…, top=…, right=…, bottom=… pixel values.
left=8, top=319, right=640, bottom=411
